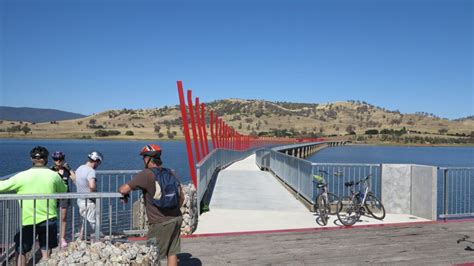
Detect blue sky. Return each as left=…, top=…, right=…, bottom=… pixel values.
left=0, top=0, right=472, bottom=119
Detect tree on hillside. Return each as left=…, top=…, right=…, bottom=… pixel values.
left=438, top=128, right=448, bottom=135
left=346, top=125, right=356, bottom=135
left=22, top=125, right=31, bottom=135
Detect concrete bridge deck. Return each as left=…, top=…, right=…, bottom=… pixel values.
left=182, top=220, right=474, bottom=265
left=195, top=154, right=429, bottom=235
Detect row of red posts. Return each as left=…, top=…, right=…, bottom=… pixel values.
left=176, top=80, right=318, bottom=188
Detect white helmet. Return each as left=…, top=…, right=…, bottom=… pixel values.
left=88, top=151, right=103, bottom=162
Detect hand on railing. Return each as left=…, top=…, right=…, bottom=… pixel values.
left=121, top=194, right=129, bottom=204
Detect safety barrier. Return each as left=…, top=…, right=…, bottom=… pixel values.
left=257, top=148, right=381, bottom=205
left=439, top=167, right=474, bottom=219
left=0, top=192, right=123, bottom=265
left=0, top=170, right=142, bottom=265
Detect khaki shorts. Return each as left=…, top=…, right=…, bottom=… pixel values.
left=147, top=216, right=183, bottom=259
left=77, top=199, right=97, bottom=232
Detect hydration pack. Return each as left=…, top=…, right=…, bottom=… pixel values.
left=150, top=167, right=180, bottom=209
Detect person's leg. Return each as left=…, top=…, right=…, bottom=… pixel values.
left=77, top=199, right=86, bottom=240
left=166, top=217, right=182, bottom=266
left=60, top=204, right=68, bottom=247
left=38, top=219, right=58, bottom=260
left=85, top=201, right=97, bottom=240
left=14, top=226, right=34, bottom=266
left=167, top=255, right=178, bottom=266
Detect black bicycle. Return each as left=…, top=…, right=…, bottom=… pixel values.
left=336, top=174, right=386, bottom=226
left=313, top=170, right=340, bottom=226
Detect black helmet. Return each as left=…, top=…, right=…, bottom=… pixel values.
left=30, top=146, right=49, bottom=159
left=52, top=151, right=65, bottom=161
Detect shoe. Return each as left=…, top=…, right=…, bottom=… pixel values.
left=60, top=238, right=68, bottom=248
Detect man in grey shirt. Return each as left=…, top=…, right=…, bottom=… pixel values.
left=75, top=151, right=103, bottom=240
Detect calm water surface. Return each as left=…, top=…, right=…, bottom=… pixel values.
left=307, top=145, right=474, bottom=167
left=0, top=139, right=191, bottom=183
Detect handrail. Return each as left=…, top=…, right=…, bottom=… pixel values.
left=0, top=192, right=122, bottom=200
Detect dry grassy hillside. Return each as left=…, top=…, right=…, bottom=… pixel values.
left=1, top=99, right=473, bottom=144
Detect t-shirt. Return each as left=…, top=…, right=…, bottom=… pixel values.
left=0, top=166, right=67, bottom=226
left=75, top=164, right=96, bottom=193
left=50, top=165, right=72, bottom=192
left=127, top=168, right=182, bottom=224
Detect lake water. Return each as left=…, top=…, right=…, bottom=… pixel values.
left=307, top=145, right=474, bottom=167
left=0, top=139, right=192, bottom=183
left=2, top=140, right=473, bottom=180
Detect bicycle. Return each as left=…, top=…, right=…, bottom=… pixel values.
left=313, top=170, right=340, bottom=226
left=336, top=174, right=386, bottom=226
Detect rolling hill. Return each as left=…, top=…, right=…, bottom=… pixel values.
left=0, top=106, right=86, bottom=123
left=0, top=100, right=472, bottom=145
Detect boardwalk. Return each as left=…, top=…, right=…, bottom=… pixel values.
left=181, top=221, right=474, bottom=265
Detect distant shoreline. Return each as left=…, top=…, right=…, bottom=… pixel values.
left=1, top=136, right=473, bottom=147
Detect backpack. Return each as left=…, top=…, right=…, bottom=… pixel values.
left=150, top=167, right=180, bottom=209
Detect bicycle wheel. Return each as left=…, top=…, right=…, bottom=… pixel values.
left=365, top=194, right=386, bottom=220
left=326, top=192, right=340, bottom=215
left=336, top=196, right=360, bottom=226
left=317, top=194, right=329, bottom=226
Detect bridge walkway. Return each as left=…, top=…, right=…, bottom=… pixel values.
left=194, top=154, right=429, bottom=235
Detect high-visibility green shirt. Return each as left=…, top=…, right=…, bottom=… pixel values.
left=0, top=166, right=67, bottom=225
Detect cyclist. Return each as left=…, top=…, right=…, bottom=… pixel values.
left=75, top=151, right=103, bottom=240
left=50, top=151, right=76, bottom=248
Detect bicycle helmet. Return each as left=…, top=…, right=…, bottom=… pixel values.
left=140, top=144, right=162, bottom=157
left=52, top=151, right=65, bottom=161
left=88, top=151, right=103, bottom=162
left=30, top=146, right=49, bottom=159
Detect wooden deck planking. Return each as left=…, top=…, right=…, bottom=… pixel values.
left=179, top=221, right=474, bottom=265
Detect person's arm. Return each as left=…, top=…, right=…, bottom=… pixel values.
left=69, top=170, right=76, bottom=183
left=88, top=178, right=97, bottom=192
left=118, top=183, right=132, bottom=195
left=63, top=162, right=76, bottom=183
left=0, top=174, right=21, bottom=192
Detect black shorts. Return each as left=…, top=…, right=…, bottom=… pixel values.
left=59, top=199, right=70, bottom=208
left=14, top=218, right=58, bottom=254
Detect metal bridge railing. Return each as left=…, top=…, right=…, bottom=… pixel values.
left=0, top=192, right=123, bottom=265
left=262, top=149, right=381, bottom=205
left=439, top=167, right=474, bottom=219
left=0, top=170, right=143, bottom=264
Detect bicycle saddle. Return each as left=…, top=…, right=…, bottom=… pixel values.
left=344, top=181, right=354, bottom=187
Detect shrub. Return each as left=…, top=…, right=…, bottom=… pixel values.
left=94, top=130, right=121, bottom=137
left=125, top=130, right=134, bottom=136
left=365, top=129, right=379, bottom=135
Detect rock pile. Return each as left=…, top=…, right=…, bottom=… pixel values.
left=132, top=183, right=198, bottom=235
left=180, top=183, right=198, bottom=235
left=37, top=240, right=158, bottom=266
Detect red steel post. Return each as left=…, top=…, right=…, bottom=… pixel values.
left=187, top=90, right=201, bottom=162
left=210, top=111, right=216, bottom=150
left=195, top=97, right=206, bottom=158
left=177, top=81, right=197, bottom=188
left=201, top=103, right=210, bottom=155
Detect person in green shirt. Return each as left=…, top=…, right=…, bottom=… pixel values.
left=0, top=146, right=67, bottom=265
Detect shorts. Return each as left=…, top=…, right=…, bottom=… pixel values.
left=147, top=216, right=183, bottom=259
left=77, top=199, right=97, bottom=231
left=59, top=199, right=70, bottom=208
left=77, top=199, right=96, bottom=222
left=14, top=218, right=58, bottom=254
